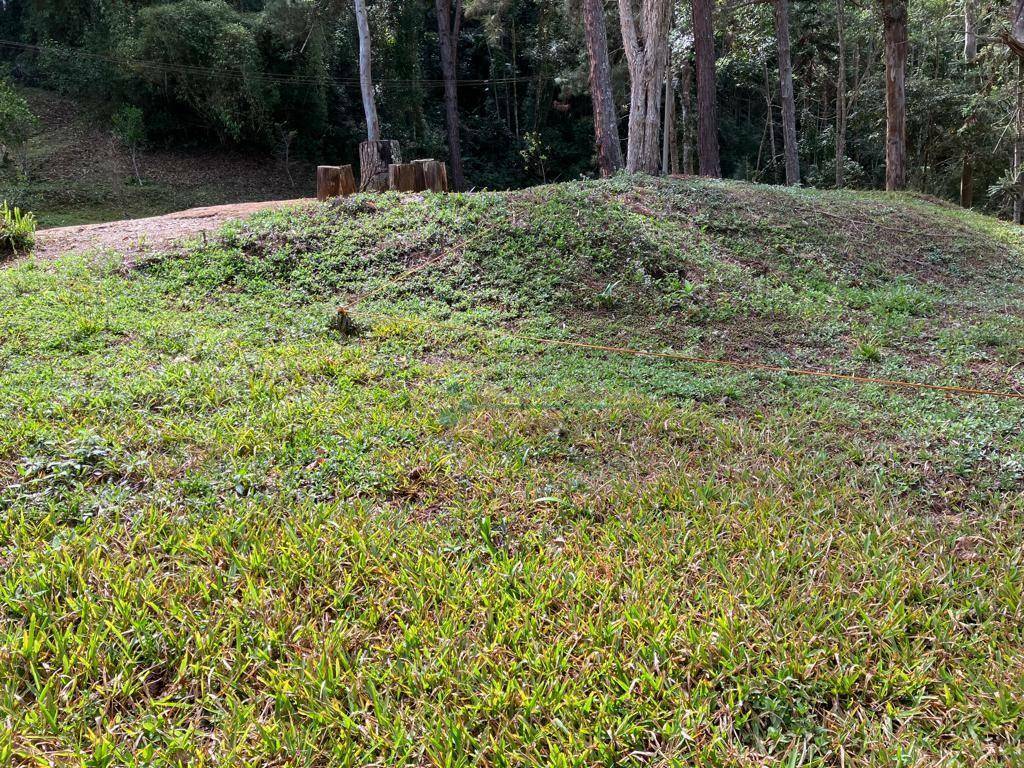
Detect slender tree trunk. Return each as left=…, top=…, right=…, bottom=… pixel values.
left=762, top=61, right=777, bottom=173
left=692, top=0, right=722, bottom=177
left=618, top=0, right=673, bottom=174
left=835, top=0, right=847, bottom=187
left=680, top=56, right=694, bottom=174
left=960, top=153, right=973, bottom=208
left=663, top=67, right=677, bottom=174
left=882, top=0, right=907, bottom=191
left=774, top=0, right=800, bottom=184
left=964, top=0, right=978, bottom=62
left=1016, top=58, right=1024, bottom=223
left=354, top=0, right=379, bottom=142
left=582, top=0, right=624, bottom=176
left=436, top=0, right=466, bottom=190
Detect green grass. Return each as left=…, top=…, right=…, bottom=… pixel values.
left=2, top=177, right=1024, bottom=765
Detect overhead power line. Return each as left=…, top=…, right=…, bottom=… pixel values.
left=0, top=38, right=546, bottom=90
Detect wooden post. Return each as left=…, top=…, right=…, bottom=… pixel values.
left=317, top=166, right=341, bottom=201
left=388, top=163, right=421, bottom=192
left=338, top=165, right=357, bottom=196
left=410, top=160, right=428, bottom=191
left=317, top=165, right=357, bottom=200
left=360, top=139, right=401, bottom=191
left=417, top=160, right=449, bottom=192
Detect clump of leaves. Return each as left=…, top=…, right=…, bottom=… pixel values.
left=593, top=281, right=620, bottom=309
left=0, top=200, right=36, bottom=257
left=855, top=340, right=883, bottom=362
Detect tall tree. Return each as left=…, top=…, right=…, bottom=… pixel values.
left=774, top=0, right=799, bottom=184
left=882, top=0, right=908, bottom=191
left=680, top=54, right=695, bottom=174
left=353, top=0, right=379, bottom=142
left=663, top=61, right=677, bottom=174
left=964, top=0, right=978, bottom=62
left=1015, top=58, right=1024, bottom=223
left=436, top=0, right=466, bottom=190
left=619, top=0, right=673, bottom=173
left=835, top=0, right=847, bottom=187
left=692, top=0, right=722, bottom=176
left=582, top=0, right=624, bottom=176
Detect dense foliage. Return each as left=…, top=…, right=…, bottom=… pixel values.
left=0, top=0, right=1020, bottom=209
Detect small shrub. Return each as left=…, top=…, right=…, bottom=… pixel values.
left=855, top=341, right=882, bottom=362
left=0, top=201, right=37, bottom=257
left=111, top=105, right=146, bottom=185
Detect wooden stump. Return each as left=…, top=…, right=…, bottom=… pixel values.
left=317, top=164, right=357, bottom=200
left=359, top=139, right=401, bottom=191
left=317, top=166, right=341, bottom=201
left=388, top=163, right=420, bottom=192
left=415, top=160, right=449, bottom=192
left=338, top=164, right=357, bottom=196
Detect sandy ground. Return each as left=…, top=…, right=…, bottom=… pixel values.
left=32, top=199, right=311, bottom=261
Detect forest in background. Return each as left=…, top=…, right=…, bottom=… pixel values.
left=0, top=0, right=1021, bottom=217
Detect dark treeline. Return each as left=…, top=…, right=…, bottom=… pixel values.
left=1, top=0, right=1022, bottom=215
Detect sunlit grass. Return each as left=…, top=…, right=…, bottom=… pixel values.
left=2, top=178, right=1023, bottom=765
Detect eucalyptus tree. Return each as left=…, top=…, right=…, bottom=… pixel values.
left=619, top=0, right=673, bottom=173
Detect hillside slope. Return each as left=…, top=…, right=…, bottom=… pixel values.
left=0, top=88, right=311, bottom=227
left=2, top=177, right=1024, bottom=765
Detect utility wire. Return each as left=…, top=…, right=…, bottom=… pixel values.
left=0, top=39, right=546, bottom=89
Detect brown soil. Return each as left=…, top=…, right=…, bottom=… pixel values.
left=33, top=199, right=311, bottom=261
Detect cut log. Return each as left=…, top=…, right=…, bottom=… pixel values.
left=338, top=164, right=357, bottom=196
left=416, top=160, right=449, bottom=193
left=317, top=165, right=357, bottom=200
left=316, top=166, right=341, bottom=201
left=388, top=163, right=420, bottom=192
left=410, top=160, right=428, bottom=191
left=359, top=139, right=401, bottom=191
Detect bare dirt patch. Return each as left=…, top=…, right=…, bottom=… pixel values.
left=31, top=199, right=312, bottom=261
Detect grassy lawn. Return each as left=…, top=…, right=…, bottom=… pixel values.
left=2, top=177, right=1023, bottom=765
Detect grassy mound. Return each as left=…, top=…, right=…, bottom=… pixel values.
left=2, top=177, right=1024, bottom=765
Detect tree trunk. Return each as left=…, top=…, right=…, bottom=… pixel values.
left=774, top=0, right=800, bottom=185
left=662, top=68, right=677, bottom=174
left=882, top=0, right=907, bottom=191
left=964, top=0, right=978, bottom=62
left=436, top=0, right=466, bottom=190
left=681, top=55, right=694, bottom=174
left=1016, top=58, right=1024, bottom=224
left=618, top=0, right=672, bottom=174
left=960, top=153, right=973, bottom=208
left=835, top=0, right=847, bottom=188
left=692, top=0, right=722, bottom=177
left=1009, top=0, right=1024, bottom=58
left=582, top=0, right=624, bottom=176
left=360, top=139, right=401, bottom=191
left=763, top=60, right=777, bottom=174
left=354, top=0, right=379, bottom=142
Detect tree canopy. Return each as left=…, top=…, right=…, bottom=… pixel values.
left=1, top=0, right=1021, bottom=215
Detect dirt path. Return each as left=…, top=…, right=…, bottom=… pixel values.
left=32, top=199, right=311, bottom=261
